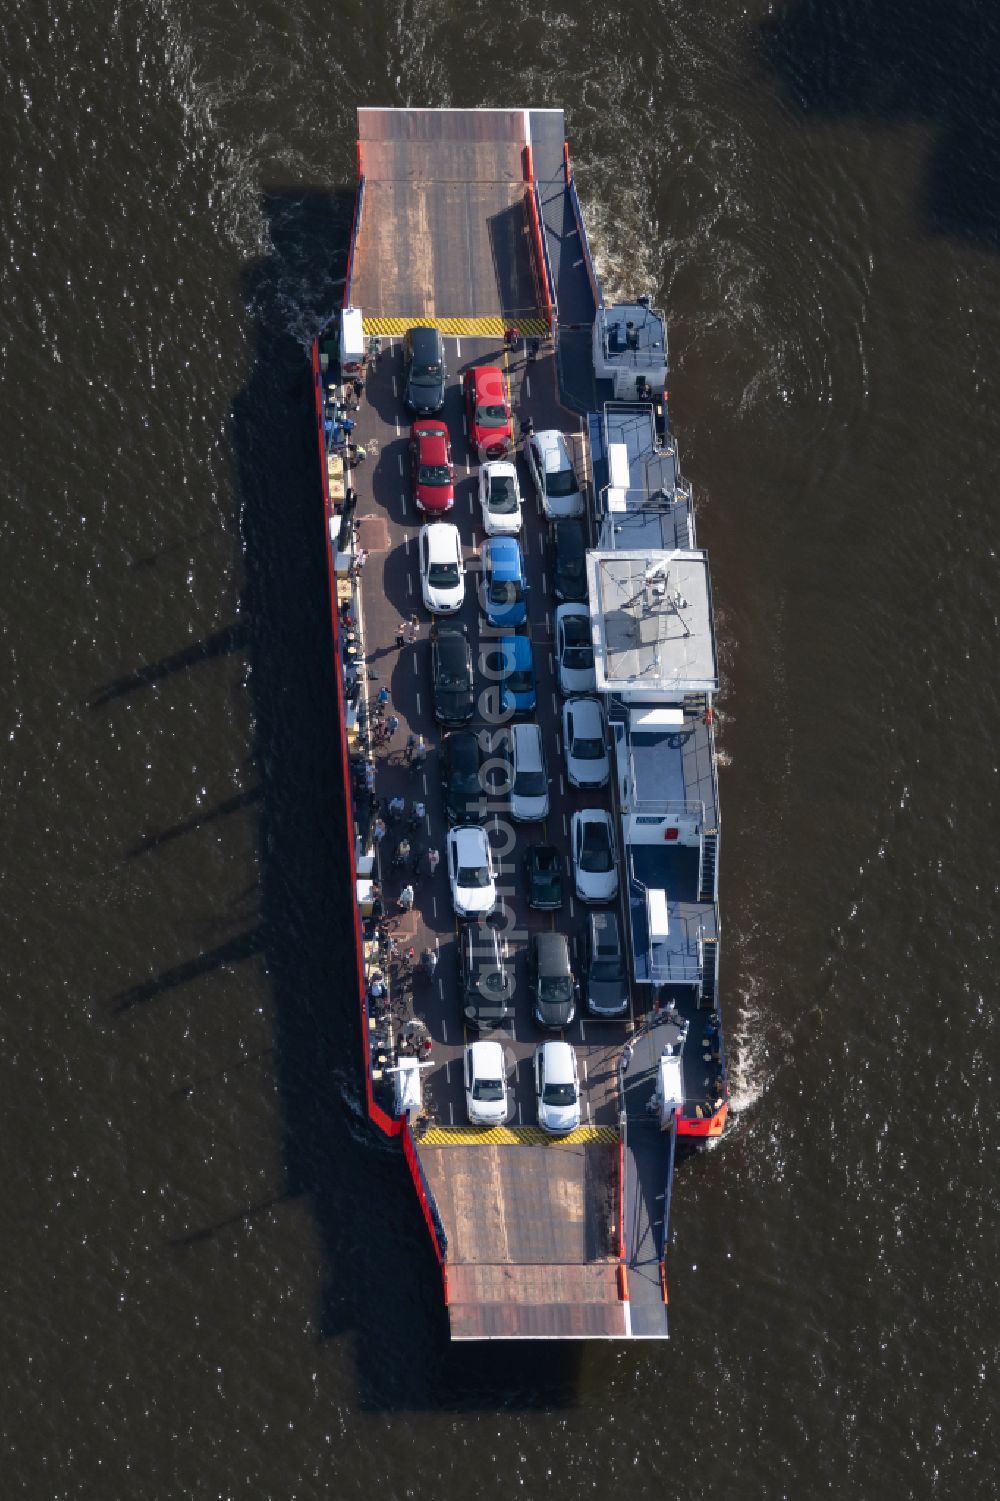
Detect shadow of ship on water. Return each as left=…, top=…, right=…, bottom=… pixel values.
left=103, top=183, right=590, bottom=1410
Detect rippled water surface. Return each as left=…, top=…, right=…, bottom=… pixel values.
left=2, top=0, right=999, bottom=1494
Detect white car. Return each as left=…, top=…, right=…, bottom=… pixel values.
left=562, top=696, right=609, bottom=789
left=464, top=1040, right=509, bottom=1126
left=526, top=429, right=585, bottom=520
left=571, top=809, right=619, bottom=903
left=555, top=604, right=597, bottom=695
left=478, top=461, right=523, bottom=536
left=419, top=522, right=465, bottom=614
left=509, top=721, right=549, bottom=822
left=534, top=1040, right=581, bottom=1136
left=446, top=823, right=497, bottom=919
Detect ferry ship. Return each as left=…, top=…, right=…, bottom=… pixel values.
left=311, top=107, right=727, bottom=1341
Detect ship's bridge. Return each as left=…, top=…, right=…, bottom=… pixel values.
left=585, top=549, right=718, bottom=701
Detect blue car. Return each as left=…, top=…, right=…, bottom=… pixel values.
left=480, top=537, right=528, bottom=628
left=495, top=634, right=537, bottom=714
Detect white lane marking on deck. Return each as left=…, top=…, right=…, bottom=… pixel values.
left=445, top=1060, right=450, bottom=1083
left=562, top=813, right=568, bottom=836
left=432, top=896, right=437, bottom=917
left=441, top=1018, right=448, bottom=1042
left=422, top=773, right=428, bottom=793
left=456, top=338, right=461, bottom=358
left=537, top=532, right=544, bottom=555
left=518, top=1100, right=523, bottom=1124
left=570, top=896, right=576, bottom=918
left=407, top=575, right=413, bottom=595
left=541, top=572, right=548, bottom=593
left=468, top=493, right=474, bottom=515
left=559, top=775, right=566, bottom=796
left=426, top=814, right=431, bottom=835
left=415, top=691, right=421, bottom=714
left=392, top=376, right=398, bottom=397
left=580, top=1020, right=586, bottom=1043
left=511, top=1018, right=517, bottom=1041
left=586, top=1098, right=592, bottom=1123
left=398, top=454, right=403, bottom=474
left=449, top=1101, right=454, bottom=1124
left=549, top=652, right=555, bottom=675
left=551, top=691, right=558, bottom=714
left=438, top=978, right=444, bottom=1001
left=412, top=653, right=418, bottom=674
left=524, top=375, right=531, bottom=398
left=582, top=1056, right=588, bottom=1081
left=555, top=733, right=561, bottom=755
left=395, top=418, right=400, bottom=437
left=404, top=533, right=410, bottom=555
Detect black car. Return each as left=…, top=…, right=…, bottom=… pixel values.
left=551, top=519, right=588, bottom=603
left=403, top=325, right=447, bottom=415
left=530, top=931, right=579, bottom=1030
left=431, top=622, right=474, bottom=725
left=581, top=909, right=629, bottom=1017
left=524, top=844, right=564, bottom=910
left=441, top=731, right=486, bottom=824
left=461, top=921, right=515, bottom=1034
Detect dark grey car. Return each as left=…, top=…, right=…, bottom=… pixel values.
left=550, top=519, right=588, bottom=602
left=582, top=909, right=629, bottom=1016
left=530, top=931, right=579, bottom=1030
left=404, top=325, right=447, bottom=414
left=461, top=921, right=514, bottom=1035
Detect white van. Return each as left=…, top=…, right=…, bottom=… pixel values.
left=339, top=306, right=365, bottom=377
left=509, top=721, right=549, bottom=822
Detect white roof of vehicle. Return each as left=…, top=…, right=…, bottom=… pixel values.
left=533, top=429, right=570, bottom=470
left=567, top=696, right=603, bottom=734
left=450, top=823, right=487, bottom=858
left=483, top=460, right=517, bottom=479
left=469, top=1039, right=505, bottom=1077
left=423, top=521, right=461, bottom=559
left=539, top=1039, right=576, bottom=1082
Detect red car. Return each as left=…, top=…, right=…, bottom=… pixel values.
left=463, top=365, right=512, bottom=461
left=410, top=419, right=455, bottom=514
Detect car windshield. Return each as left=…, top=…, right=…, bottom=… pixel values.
left=419, top=464, right=451, bottom=485
left=560, top=556, right=585, bottom=580
left=472, top=1078, right=504, bottom=1102
left=490, top=578, right=523, bottom=605
left=580, top=827, right=612, bottom=871
left=574, top=732, right=604, bottom=760
left=539, top=975, right=572, bottom=1004
left=563, top=642, right=594, bottom=669
left=457, top=863, right=490, bottom=888
left=488, top=476, right=518, bottom=512
left=546, top=468, right=577, bottom=497
left=428, top=561, right=460, bottom=587
left=414, top=363, right=441, bottom=378
left=515, top=770, right=547, bottom=798
left=542, top=1082, right=576, bottom=1106
left=438, top=667, right=468, bottom=689
left=477, top=404, right=508, bottom=427
left=507, top=669, right=533, bottom=692
left=591, top=957, right=625, bottom=982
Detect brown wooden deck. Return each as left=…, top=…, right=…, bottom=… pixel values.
left=353, top=107, right=537, bottom=321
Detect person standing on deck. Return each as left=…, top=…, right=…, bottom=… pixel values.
left=398, top=882, right=415, bottom=913
left=404, top=614, right=419, bottom=646
left=395, top=622, right=406, bottom=649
